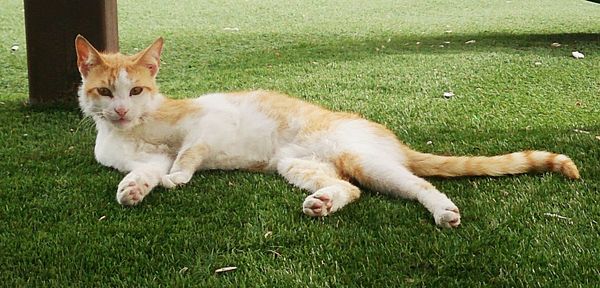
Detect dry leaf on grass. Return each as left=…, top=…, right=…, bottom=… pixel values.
left=544, top=213, right=572, bottom=224
left=215, top=267, right=237, bottom=274
left=573, top=129, right=590, bottom=134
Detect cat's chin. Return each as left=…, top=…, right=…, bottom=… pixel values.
left=110, top=118, right=135, bottom=130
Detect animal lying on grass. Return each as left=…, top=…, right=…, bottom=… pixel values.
left=75, top=35, right=580, bottom=228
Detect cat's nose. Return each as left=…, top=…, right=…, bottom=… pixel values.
left=114, top=107, right=129, bottom=117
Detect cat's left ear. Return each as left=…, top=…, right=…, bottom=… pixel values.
left=75, top=35, right=104, bottom=78
left=136, top=37, right=163, bottom=77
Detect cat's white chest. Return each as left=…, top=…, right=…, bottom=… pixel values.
left=190, top=94, right=281, bottom=170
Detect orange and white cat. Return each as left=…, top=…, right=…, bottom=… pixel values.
left=75, top=35, right=580, bottom=228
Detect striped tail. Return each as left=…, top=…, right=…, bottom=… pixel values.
left=405, top=150, right=580, bottom=179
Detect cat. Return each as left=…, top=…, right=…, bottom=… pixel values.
left=74, top=35, right=580, bottom=228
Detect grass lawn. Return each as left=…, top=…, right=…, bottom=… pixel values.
left=1, top=0, right=599, bottom=286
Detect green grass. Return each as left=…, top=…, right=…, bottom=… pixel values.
left=1, top=0, right=599, bottom=286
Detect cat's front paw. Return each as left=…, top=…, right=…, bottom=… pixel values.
left=433, top=207, right=461, bottom=228
left=303, top=190, right=334, bottom=217
left=117, top=174, right=150, bottom=205
left=161, top=171, right=193, bottom=189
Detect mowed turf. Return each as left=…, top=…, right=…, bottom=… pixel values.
left=1, top=0, right=599, bottom=286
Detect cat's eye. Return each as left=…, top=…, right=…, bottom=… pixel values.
left=97, top=87, right=113, bottom=97
left=129, top=87, right=143, bottom=96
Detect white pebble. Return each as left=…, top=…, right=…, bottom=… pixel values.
left=10, top=45, right=19, bottom=51
left=572, top=51, right=584, bottom=59
left=443, top=92, right=454, bottom=98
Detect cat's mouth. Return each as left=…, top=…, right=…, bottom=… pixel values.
left=108, top=117, right=134, bottom=129
left=113, top=118, right=131, bottom=126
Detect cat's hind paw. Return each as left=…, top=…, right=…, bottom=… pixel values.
left=303, top=191, right=334, bottom=217
left=161, top=171, right=193, bottom=189
left=434, top=207, right=461, bottom=228
left=117, top=174, right=150, bottom=206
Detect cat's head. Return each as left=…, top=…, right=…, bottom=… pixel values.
left=75, top=35, right=163, bottom=130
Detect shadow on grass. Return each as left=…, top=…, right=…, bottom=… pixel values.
left=162, top=32, right=600, bottom=70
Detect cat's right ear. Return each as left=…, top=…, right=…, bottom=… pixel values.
left=75, top=35, right=102, bottom=78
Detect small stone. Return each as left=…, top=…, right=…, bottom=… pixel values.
left=572, top=51, right=584, bottom=59
left=10, top=44, right=19, bottom=51
left=426, top=141, right=433, bottom=145
left=550, top=42, right=561, bottom=48
left=443, top=91, right=455, bottom=99
left=534, top=61, right=542, bottom=66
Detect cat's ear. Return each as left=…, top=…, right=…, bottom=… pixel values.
left=136, top=37, right=163, bottom=77
left=75, top=35, right=103, bottom=78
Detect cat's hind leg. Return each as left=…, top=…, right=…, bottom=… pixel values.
left=277, top=158, right=361, bottom=216
left=162, top=144, right=208, bottom=188
left=335, top=152, right=460, bottom=228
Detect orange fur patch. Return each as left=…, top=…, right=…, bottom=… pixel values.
left=247, top=162, right=269, bottom=172
left=333, top=152, right=370, bottom=185
left=82, top=51, right=159, bottom=97
left=152, top=99, right=202, bottom=124
left=235, top=90, right=360, bottom=135
left=175, top=144, right=209, bottom=171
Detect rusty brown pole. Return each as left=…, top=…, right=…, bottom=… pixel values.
left=24, top=0, right=118, bottom=106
